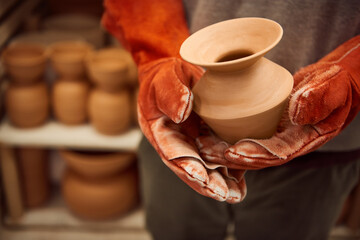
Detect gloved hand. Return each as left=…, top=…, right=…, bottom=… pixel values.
left=102, top=0, right=247, bottom=203
left=198, top=35, right=360, bottom=169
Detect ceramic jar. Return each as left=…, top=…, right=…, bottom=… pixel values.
left=5, top=82, right=49, bottom=128
left=52, top=78, right=90, bottom=125
left=60, top=150, right=138, bottom=220
left=180, top=18, right=294, bottom=144
left=86, top=48, right=138, bottom=92
left=2, top=43, right=47, bottom=85
left=17, top=147, right=50, bottom=208
left=48, top=41, right=93, bottom=78
left=88, top=88, right=131, bottom=135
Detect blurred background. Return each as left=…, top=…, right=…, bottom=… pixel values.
left=0, top=0, right=359, bottom=240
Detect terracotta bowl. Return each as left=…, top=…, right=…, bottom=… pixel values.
left=62, top=167, right=139, bottom=220
left=60, top=149, right=136, bottom=179
left=88, top=88, right=132, bottom=135
left=86, top=48, right=137, bottom=92
left=5, top=82, right=49, bottom=128
left=17, top=147, right=50, bottom=208
left=48, top=41, right=94, bottom=78
left=2, top=43, right=47, bottom=84
left=52, top=78, right=90, bottom=125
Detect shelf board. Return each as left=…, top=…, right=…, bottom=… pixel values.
left=0, top=120, right=142, bottom=151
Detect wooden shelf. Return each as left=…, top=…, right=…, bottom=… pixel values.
left=0, top=120, right=142, bottom=151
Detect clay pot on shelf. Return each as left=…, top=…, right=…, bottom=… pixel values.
left=17, top=147, right=50, bottom=208
left=5, top=82, right=49, bottom=128
left=180, top=18, right=294, bottom=144
left=132, top=88, right=139, bottom=124
left=52, top=78, right=90, bottom=125
left=60, top=150, right=138, bottom=220
left=48, top=41, right=93, bottom=78
left=59, top=150, right=136, bottom=179
left=88, top=88, right=131, bottom=135
left=2, top=43, right=47, bottom=85
left=86, top=48, right=138, bottom=92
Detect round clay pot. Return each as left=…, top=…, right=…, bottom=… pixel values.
left=86, top=48, right=138, bottom=92
left=5, top=82, right=49, bottom=128
left=48, top=41, right=93, bottom=78
left=60, top=149, right=136, bottom=179
left=52, top=78, right=90, bottom=125
left=180, top=18, right=294, bottom=144
left=88, top=88, right=131, bottom=135
left=17, top=147, right=50, bottom=208
left=132, top=88, right=139, bottom=124
left=2, top=43, right=47, bottom=85
left=62, top=167, right=138, bottom=220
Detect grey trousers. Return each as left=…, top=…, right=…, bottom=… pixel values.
left=138, top=138, right=360, bottom=240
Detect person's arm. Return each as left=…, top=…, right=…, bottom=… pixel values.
left=102, top=0, right=246, bottom=203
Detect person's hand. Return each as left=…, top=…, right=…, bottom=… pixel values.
left=102, top=0, right=247, bottom=202
left=197, top=36, right=360, bottom=169
left=137, top=57, right=247, bottom=203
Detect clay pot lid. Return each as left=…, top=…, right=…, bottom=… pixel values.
left=180, top=17, right=283, bottom=72
left=2, top=43, right=47, bottom=66
left=48, top=41, right=94, bottom=63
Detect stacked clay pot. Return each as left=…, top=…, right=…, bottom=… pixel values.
left=86, top=48, right=138, bottom=135
left=60, top=150, right=139, bottom=220
left=17, top=147, right=50, bottom=208
left=3, top=43, right=50, bottom=128
left=49, top=41, right=93, bottom=125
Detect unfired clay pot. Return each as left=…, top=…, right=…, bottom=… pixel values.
left=180, top=18, right=294, bottom=144
left=86, top=48, right=138, bottom=92
left=17, top=147, right=50, bottom=208
left=48, top=41, right=93, bottom=78
left=52, top=78, right=90, bottom=125
left=88, top=88, right=131, bottom=135
left=60, top=149, right=138, bottom=220
left=5, top=82, right=49, bottom=128
left=2, top=43, right=47, bottom=84
left=60, top=150, right=136, bottom=179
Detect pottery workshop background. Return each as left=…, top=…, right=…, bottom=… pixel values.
left=0, top=1, right=359, bottom=240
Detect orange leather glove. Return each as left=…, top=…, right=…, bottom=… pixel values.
left=197, top=36, right=360, bottom=169
left=102, top=0, right=246, bottom=203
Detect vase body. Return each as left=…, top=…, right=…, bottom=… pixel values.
left=180, top=18, right=294, bottom=144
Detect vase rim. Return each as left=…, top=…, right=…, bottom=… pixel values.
left=180, top=17, right=283, bottom=71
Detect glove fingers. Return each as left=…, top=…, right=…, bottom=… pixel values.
left=290, top=65, right=351, bottom=125
left=225, top=170, right=247, bottom=203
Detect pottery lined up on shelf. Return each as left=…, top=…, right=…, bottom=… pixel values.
left=2, top=43, right=47, bottom=85
left=180, top=17, right=294, bottom=144
left=88, top=88, right=132, bottom=135
left=52, top=78, right=90, bottom=125
left=60, top=150, right=139, bottom=220
left=17, top=147, right=50, bottom=208
left=86, top=47, right=138, bottom=92
left=5, top=82, right=49, bottom=128
left=48, top=41, right=94, bottom=78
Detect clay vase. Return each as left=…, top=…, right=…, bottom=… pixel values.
left=48, top=41, right=93, bottom=78
left=52, top=78, right=90, bottom=125
left=180, top=18, right=294, bottom=144
left=86, top=48, right=138, bottom=92
left=88, top=88, right=131, bottom=135
left=17, top=147, right=50, bottom=208
left=2, top=43, right=47, bottom=85
left=60, top=150, right=138, bottom=220
left=5, top=82, right=49, bottom=128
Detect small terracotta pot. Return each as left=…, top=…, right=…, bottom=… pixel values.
left=48, top=41, right=93, bottom=78
left=60, top=150, right=136, bottom=179
left=132, top=88, right=139, bottom=124
left=86, top=48, right=138, bottom=92
left=62, top=166, right=139, bottom=220
left=17, top=147, right=50, bottom=208
left=52, top=78, right=90, bottom=125
left=2, top=43, right=47, bottom=85
left=5, top=82, right=49, bottom=128
left=88, top=88, right=131, bottom=135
